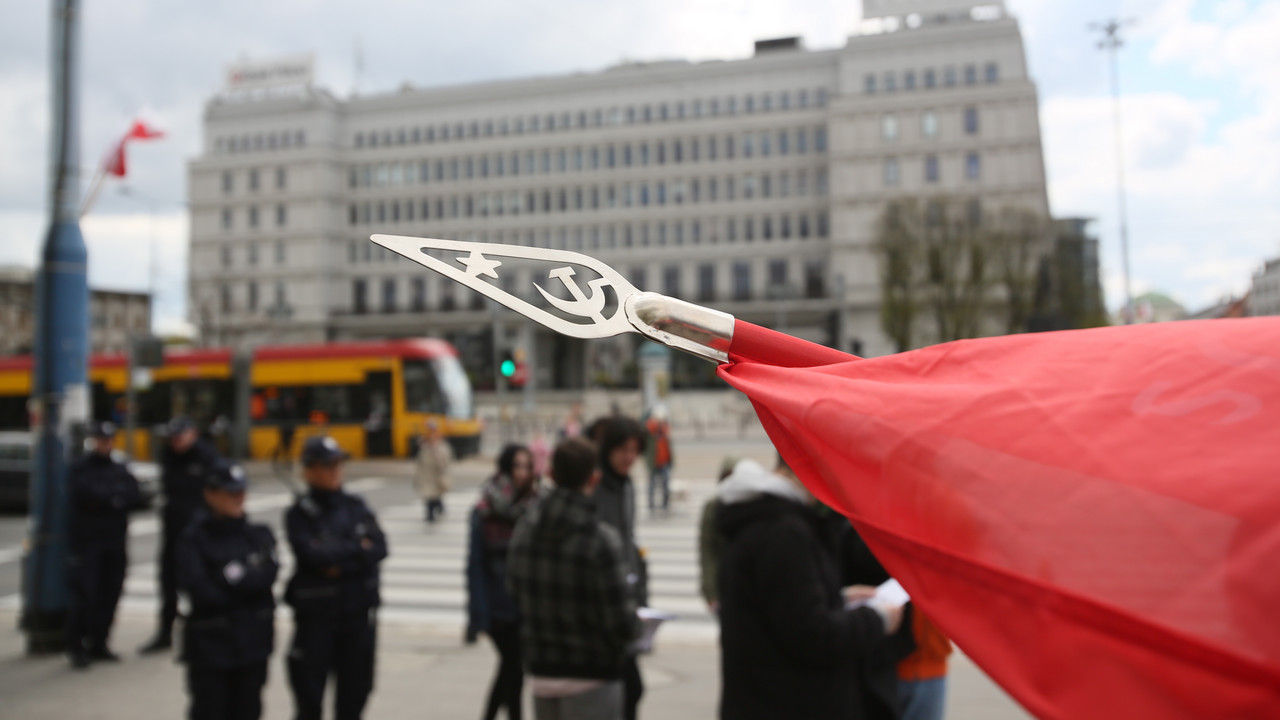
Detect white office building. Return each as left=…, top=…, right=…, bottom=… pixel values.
left=188, top=0, right=1050, bottom=389
left=1250, top=259, right=1280, bottom=317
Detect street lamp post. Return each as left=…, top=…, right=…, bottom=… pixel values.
left=1092, top=18, right=1137, bottom=323
left=25, top=0, right=89, bottom=654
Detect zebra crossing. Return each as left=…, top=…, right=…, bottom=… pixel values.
left=105, top=481, right=720, bottom=642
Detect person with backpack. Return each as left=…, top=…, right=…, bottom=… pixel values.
left=643, top=406, right=674, bottom=515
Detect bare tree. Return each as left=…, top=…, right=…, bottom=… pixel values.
left=875, top=199, right=1049, bottom=350
left=875, top=201, right=922, bottom=352
left=989, top=206, right=1049, bottom=335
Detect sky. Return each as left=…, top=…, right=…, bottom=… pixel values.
left=1, top=0, right=1277, bottom=333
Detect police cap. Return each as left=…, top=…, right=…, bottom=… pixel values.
left=205, top=461, right=248, bottom=493
left=89, top=421, right=117, bottom=439
left=300, top=436, right=349, bottom=467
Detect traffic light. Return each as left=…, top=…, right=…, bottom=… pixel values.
left=499, top=351, right=516, bottom=379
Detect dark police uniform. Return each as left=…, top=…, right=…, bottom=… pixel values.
left=177, top=462, right=279, bottom=720
left=151, top=417, right=222, bottom=648
left=67, top=422, right=142, bottom=666
left=285, top=436, right=388, bottom=720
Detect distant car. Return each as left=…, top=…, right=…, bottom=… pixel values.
left=0, top=431, right=158, bottom=512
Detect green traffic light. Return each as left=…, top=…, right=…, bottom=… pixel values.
left=500, top=359, right=516, bottom=377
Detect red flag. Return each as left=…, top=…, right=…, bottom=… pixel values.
left=718, top=318, right=1280, bottom=719
left=102, top=119, right=165, bottom=177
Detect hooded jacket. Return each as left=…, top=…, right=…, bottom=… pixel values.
left=716, top=459, right=899, bottom=720
left=507, top=486, right=640, bottom=680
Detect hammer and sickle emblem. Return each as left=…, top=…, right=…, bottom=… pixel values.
left=535, top=267, right=611, bottom=324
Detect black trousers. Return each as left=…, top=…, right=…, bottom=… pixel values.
left=187, top=661, right=269, bottom=720
left=624, top=655, right=644, bottom=720
left=287, top=611, right=377, bottom=720
left=157, top=514, right=190, bottom=638
left=483, top=621, right=523, bottom=720
left=67, top=543, right=127, bottom=653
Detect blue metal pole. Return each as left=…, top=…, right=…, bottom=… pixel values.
left=24, top=0, right=89, bottom=655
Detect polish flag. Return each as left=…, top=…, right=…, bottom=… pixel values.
left=718, top=318, right=1280, bottom=719
left=102, top=119, right=165, bottom=178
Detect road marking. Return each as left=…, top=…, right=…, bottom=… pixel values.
left=0, top=478, right=390, bottom=564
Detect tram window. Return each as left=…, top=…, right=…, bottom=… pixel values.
left=403, top=360, right=447, bottom=415
left=307, top=385, right=367, bottom=424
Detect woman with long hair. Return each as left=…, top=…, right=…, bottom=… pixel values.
left=466, top=444, right=540, bottom=720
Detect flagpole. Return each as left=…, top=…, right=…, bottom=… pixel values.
left=78, top=162, right=106, bottom=218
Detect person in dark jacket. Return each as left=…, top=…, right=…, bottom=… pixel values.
left=507, top=437, right=641, bottom=720
left=66, top=421, right=142, bottom=668
left=591, top=416, right=648, bottom=720
left=716, top=456, right=910, bottom=720
left=177, top=461, right=279, bottom=720
left=815, top=503, right=921, bottom=720
left=284, top=436, right=389, bottom=720
left=467, top=444, right=541, bottom=720
left=142, top=416, right=222, bottom=654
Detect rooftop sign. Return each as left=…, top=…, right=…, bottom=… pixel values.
left=225, top=54, right=314, bottom=93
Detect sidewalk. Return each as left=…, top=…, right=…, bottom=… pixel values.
left=0, top=608, right=1030, bottom=719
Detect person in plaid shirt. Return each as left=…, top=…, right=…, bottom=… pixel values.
left=506, top=437, right=641, bottom=720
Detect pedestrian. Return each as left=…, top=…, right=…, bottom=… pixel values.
left=643, top=406, right=674, bottom=514
left=141, top=416, right=222, bottom=654
left=66, top=421, right=142, bottom=668
left=897, top=612, right=953, bottom=720
left=507, top=437, right=641, bottom=720
left=414, top=420, right=452, bottom=523
left=716, top=455, right=910, bottom=720
left=557, top=402, right=583, bottom=441
left=527, top=431, right=550, bottom=481
left=591, top=416, right=648, bottom=720
left=696, top=455, right=739, bottom=615
left=467, top=444, right=541, bottom=720
left=284, top=435, right=389, bottom=720
left=815, top=503, right=921, bottom=719
left=177, top=461, right=279, bottom=720
left=820, top=510, right=954, bottom=720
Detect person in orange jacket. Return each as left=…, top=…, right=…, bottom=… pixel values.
left=897, top=611, right=953, bottom=720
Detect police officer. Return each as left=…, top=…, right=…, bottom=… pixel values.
left=177, top=461, right=279, bottom=720
left=66, top=421, right=142, bottom=669
left=142, top=416, right=222, bottom=654
left=285, top=436, right=388, bottom=720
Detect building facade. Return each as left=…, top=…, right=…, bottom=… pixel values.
left=1250, top=258, right=1280, bottom=317
left=0, top=267, right=151, bottom=356
left=188, top=0, right=1050, bottom=389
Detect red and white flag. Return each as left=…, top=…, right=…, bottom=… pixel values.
left=719, top=318, right=1280, bottom=719
left=102, top=119, right=165, bottom=178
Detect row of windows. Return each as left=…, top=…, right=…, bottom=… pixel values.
left=346, top=210, right=831, bottom=266
left=222, top=204, right=288, bottom=231
left=347, top=128, right=829, bottom=190
left=352, top=89, right=830, bottom=150
left=217, top=252, right=831, bottom=317
left=345, top=171, right=829, bottom=225
left=344, top=255, right=830, bottom=316
left=219, top=281, right=288, bottom=314
left=880, top=108, right=978, bottom=141
left=222, top=167, right=288, bottom=194
left=220, top=240, right=287, bottom=269
left=213, top=130, right=307, bottom=155
left=865, top=62, right=999, bottom=94
left=882, top=152, right=983, bottom=186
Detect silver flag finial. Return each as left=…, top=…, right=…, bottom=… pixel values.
left=370, top=234, right=734, bottom=362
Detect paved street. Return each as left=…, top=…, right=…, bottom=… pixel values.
left=0, top=442, right=1031, bottom=718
